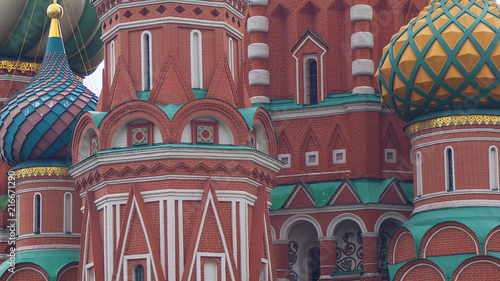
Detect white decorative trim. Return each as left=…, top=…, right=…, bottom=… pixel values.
left=123, top=254, right=151, bottom=281
left=284, top=184, right=314, bottom=208
left=270, top=225, right=276, bottom=241
left=392, top=231, right=412, bottom=264
left=263, top=216, right=273, bottom=281
left=249, top=69, right=270, bottom=86
left=444, top=146, right=455, bottom=191
left=270, top=203, right=413, bottom=216
left=416, top=151, right=423, bottom=196
left=96, top=0, right=245, bottom=23
left=178, top=200, right=184, bottom=280
left=0, top=74, right=31, bottom=83
left=490, top=146, right=499, bottom=190
left=485, top=228, right=500, bottom=254
left=361, top=232, right=379, bottom=238
left=332, top=149, right=346, bottom=164
left=423, top=226, right=479, bottom=258
left=413, top=199, right=500, bottom=214
left=410, top=128, right=500, bottom=144
left=6, top=268, right=48, bottom=281
left=380, top=181, right=407, bottom=204
left=248, top=43, right=269, bottom=60
left=13, top=179, right=75, bottom=187
left=250, top=96, right=270, bottom=104
left=374, top=212, right=408, bottom=233
left=232, top=201, right=238, bottom=265
left=33, top=192, right=42, bottom=234
left=15, top=187, right=75, bottom=194
left=247, top=16, right=269, bottom=33
left=352, top=59, right=374, bottom=77
left=414, top=189, right=500, bottom=203
left=277, top=170, right=350, bottom=179
left=268, top=101, right=383, bottom=121
left=330, top=183, right=361, bottom=204
left=318, top=236, right=336, bottom=241
left=326, top=213, right=368, bottom=236
left=240, top=202, right=248, bottom=281
left=352, top=86, right=375, bottom=95
left=159, top=200, right=166, bottom=278
left=15, top=244, right=80, bottom=253
left=101, top=17, right=244, bottom=42
left=279, top=214, right=323, bottom=240
left=292, top=35, right=327, bottom=104
left=69, top=147, right=282, bottom=178
left=248, top=0, right=268, bottom=6
left=228, top=37, right=234, bottom=79
left=305, top=151, right=319, bottom=166
left=351, top=32, right=374, bottom=50
left=110, top=40, right=115, bottom=83
left=350, top=5, right=373, bottom=22
left=455, top=260, right=500, bottom=280
left=411, top=137, right=500, bottom=152
left=116, top=204, right=120, bottom=247
left=82, top=215, right=90, bottom=281
left=278, top=154, right=291, bottom=168
left=64, top=192, right=73, bottom=234
left=167, top=198, right=176, bottom=280
left=196, top=252, right=225, bottom=281
left=382, top=170, right=413, bottom=174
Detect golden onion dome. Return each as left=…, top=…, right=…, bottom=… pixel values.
left=377, top=0, right=500, bottom=121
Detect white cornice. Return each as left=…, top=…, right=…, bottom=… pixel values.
left=414, top=189, right=500, bottom=204
left=410, top=128, right=500, bottom=145
left=269, top=101, right=384, bottom=121
left=412, top=137, right=500, bottom=152
left=16, top=187, right=75, bottom=195
left=96, top=0, right=244, bottom=22
left=413, top=200, right=500, bottom=214
left=69, top=146, right=282, bottom=178
left=14, top=179, right=75, bottom=187
left=269, top=203, right=413, bottom=216
left=101, top=16, right=244, bottom=42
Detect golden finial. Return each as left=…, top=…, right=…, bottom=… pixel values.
left=47, top=0, right=63, bottom=37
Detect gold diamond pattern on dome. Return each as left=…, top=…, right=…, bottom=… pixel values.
left=414, top=66, right=435, bottom=93
left=433, top=14, right=450, bottom=30
left=461, top=84, right=478, bottom=97
left=443, top=63, right=465, bottom=89
left=441, top=23, right=463, bottom=50
left=458, top=13, right=476, bottom=28
left=393, top=75, right=407, bottom=97
left=456, top=39, right=481, bottom=72
left=393, top=31, right=408, bottom=58
left=425, top=40, right=448, bottom=75
left=414, top=26, right=433, bottom=51
left=378, top=0, right=500, bottom=121
left=475, top=64, right=496, bottom=88
left=472, top=22, right=495, bottom=50
left=398, top=46, right=417, bottom=79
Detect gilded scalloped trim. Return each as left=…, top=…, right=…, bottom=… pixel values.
left=406, top=114, right=500, bottom=136
left=0, top=60, right=40, bottom=73
left=14, top=167, right=69, bottom=179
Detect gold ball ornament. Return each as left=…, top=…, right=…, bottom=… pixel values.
left=47, top=3, right=63, bottom=19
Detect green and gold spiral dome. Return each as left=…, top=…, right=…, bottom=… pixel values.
left=378, top=0, right=500, bottom=121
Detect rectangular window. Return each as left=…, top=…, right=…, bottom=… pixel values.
left=385, top=148, right=397, bottom=163
left=278, top=154, right=291, bottom=168
left=332, top=149, right=346, bottom=164
left=305, top=151, right=319, bottom=166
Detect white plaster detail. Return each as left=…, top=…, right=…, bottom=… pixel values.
left=332, top=149, right=346, bottom=164
left=351, top=32, right=374, bottom=50
left=350, top=5, right=373, bottom=22
left=326, top=213, right=368, bottom=236
left=374, top=212, right=408, bottom=233
left=278, top=154, right=291, bottom=168
left=249, top=69, right=270, bottom=86
left=247, top=16, right=269, bottom=33
left=413, top=199, right=500, bottom=214
left=352, top=86, right=375, bottom=95
left=190, top=29, right=203, bottom=89
left=248, top=43, right=269, bottom=60
left=352, top=59, right=374, bottom=77
left=305, top=151, right=319, bottom=166
left=248, top=0, right=268, bottom=7
left=250, top=96, right=270, bottom=104
left=279, top=214, right=323, bottom=240
left=284, top=184, right=315, bottom=208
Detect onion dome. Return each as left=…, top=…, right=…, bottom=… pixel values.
left=378, top=0, right=500, bottom=121
left=0, top=2, right=98, bottom=166
left=0, top=0, right=103, bottom=77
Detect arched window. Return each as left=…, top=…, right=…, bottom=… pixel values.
left=204, top=262, right=217, bottom=280
left=228, top=37, right=234, bottom=79
left=133, top=264, right=144, bottom=281
left=416, top=152, right=423, bottom=196
left=34, top=193, right=42, bottom=234
left=303, top=54, right=318, bottom=105
left=445, top=147, right=455, bottom=191
left=490, top=146, right=499, bottom=190
left=190, top=29, right=203, bottom=89
left=64, top=193, right=72, bottom=233
left=141, top=31, right=153, bottom=91
left=110, top=40, right=116, bottom=83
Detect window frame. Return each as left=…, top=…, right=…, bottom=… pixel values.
left=141, top=30, right=153, bottom=91
left=33, top=193, right=42, bottom=234
left=190, top=29, right=203, bottom=89
left=444, top=146, right=455, bottom=191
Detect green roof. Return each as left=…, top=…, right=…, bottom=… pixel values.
left=0, top=250, right=79, bottom=281
left=193, top=88, right=208, bottom=99
left=254, top=93, right=381, bottom=111
left=270, top=178, right=413, bottom=210
left=401, top=207, right=500, bottom=255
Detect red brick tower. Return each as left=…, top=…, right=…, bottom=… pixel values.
left=71, top=0, right=279, bottom=280
left=379, top=0, right=500, bottom=280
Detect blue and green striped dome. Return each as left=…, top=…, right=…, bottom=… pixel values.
left=378, top=0, right=500, bottom=121
left=0, top=0, right=103, bottom=77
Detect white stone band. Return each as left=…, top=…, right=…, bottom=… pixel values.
left=351, top=5, right=373, bottom=22
left=250, top=96, right=271, bottom=104
left=351, top=32, right=374, bottom=50
left=247, top=16, right=269, bottom=33
left=248, top=43, right=269, bottom=60
left=353, top=86, right=375, bottom=95
left=249, top=69, right=270, bottom=86
left=248, top=0, right=268, bottom=7
left=352, top=59, right=374, bottom=77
